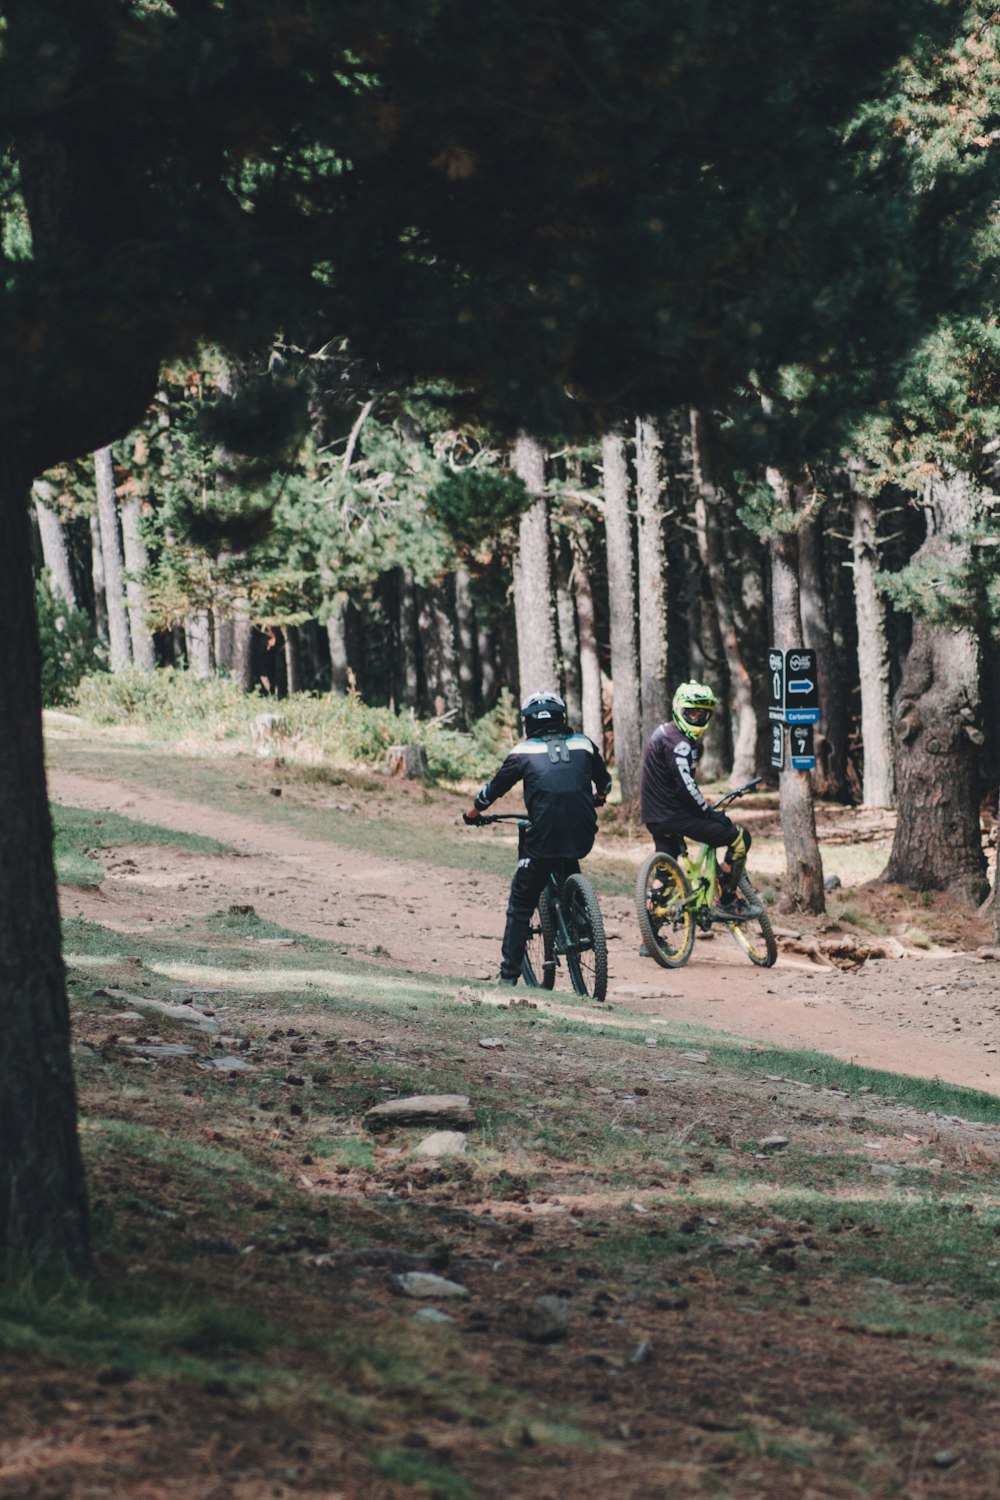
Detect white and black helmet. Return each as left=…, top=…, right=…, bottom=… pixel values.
left=520, top=691, right=567, bottom=738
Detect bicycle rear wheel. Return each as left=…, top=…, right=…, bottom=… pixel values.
left=635, top=852, right=695, bottom=968
left=726, top=874, right=778, bottom=967
left=562, top=873, right=608, bottom=1001
left=521, top=887, right=556, bottom=988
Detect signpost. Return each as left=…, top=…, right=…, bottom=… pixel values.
left=789, top=723, right=816, bottom=771
left=767, top=647, right=820, bottom=725
left=769, top=722, right=784, bottom=771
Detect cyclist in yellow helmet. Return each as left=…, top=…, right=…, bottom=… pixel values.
left=638, top=681, right=752, bottom=921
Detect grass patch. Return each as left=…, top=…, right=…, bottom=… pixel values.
left=52, top=803, right=229, bottom=887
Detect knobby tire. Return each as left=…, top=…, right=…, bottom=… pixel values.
left=726, top=874, right=778, bottom=968
left=562, top=873, right=608, bottom=1001
left=635, top=851, right=695, bottom=969
left=521, top=887, right=556, bottom=989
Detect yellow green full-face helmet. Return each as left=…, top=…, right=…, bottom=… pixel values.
left=672, top=680, right=717, bottom=740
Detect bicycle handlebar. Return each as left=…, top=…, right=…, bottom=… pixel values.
left=468, top=812, right=529, bottom=825
left=709, top=776, right=762, bottom=812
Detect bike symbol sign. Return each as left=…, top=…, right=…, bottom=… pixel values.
left=789, top=723, right=816, bottom=770
left=769, top=722, right=784, bottom=770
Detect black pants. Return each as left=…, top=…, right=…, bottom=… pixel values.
left=646, top=815, right=750, bottom=896
left=500, top=855, right=579, bottom=981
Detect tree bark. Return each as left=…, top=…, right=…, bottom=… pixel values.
left=94, top=446, right=132, bottom=672
left=690, top=409, right=757, bottom=783
left=33, top=481, right=78, bottom=611
left=476, top=617, right=498, bottom=710
left=283, top=623, right=303, bottom=695
left=635, top=416, right=669, bottom=742
left=454, top=566, right=479, bottom=726
left=602, top=432, right=642, bottom=803
left=90, top=513, right=109, bottom=644
left=850, top=484, right=895, bottom=808
left=0, top=466, right=90, bottom=1264
left=398, top=569, right=420, bottom=708
left=767, top=475, right=825, bottom=914
left=568, top=525, right=603, bottom=750
left=510, top=435, right=558, bottom=701
left=119, top=493, right=156, bottom=669
left=799, top=513, right=848, bottom=800
left=553, top=530, right=582, bottom=732
left=326, top=596, right=349, bottom=696
left=883, top=471, right=988, bottom=904
left=185, top=609, right=213, bottom=677
left=418, top=581, right=462, bottom=719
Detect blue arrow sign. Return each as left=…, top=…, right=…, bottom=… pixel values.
left=788, top=678, right=815, bottom=695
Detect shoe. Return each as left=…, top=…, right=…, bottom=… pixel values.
left=713, top=896, right=763, bottom=922
left=639, top=943, right=651, bottom=957
left=497, top=974, right=518, bottom=987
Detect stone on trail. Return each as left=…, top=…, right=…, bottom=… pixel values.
left=396, top=1271, right=469, bottom=1299
left=478, top=1037, right=505, bottom=1050
left=365, top=1094, right=475, bottom=1130
left=95, top=988, right=222, bottom=1033
left=519, top=1295, right=569, bottom=1344
left=757, top=1134, right=790, bottom=1151
left=410, top=1131, right=468, bottom=1160
left=413, top=1307, right=455, bottom=1324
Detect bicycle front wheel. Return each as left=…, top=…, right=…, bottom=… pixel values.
left=521, top=887, right=556, bottom=989
left=635, top=851, right=695, bottom=968
left=562, top=873, right=608, bottom=1002
left=726, top=874, right=778, bottom=968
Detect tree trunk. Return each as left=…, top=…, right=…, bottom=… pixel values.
left=90, top=513, right=109, bottom=644
left=398, top=569, right=420, bottom=708
left=185, top=609, right=213, bottom=677
left=767, top=476, right=825, bottom=914
left=690, top=409, right=757, bottom=784
left=799, top=513, right=848, bottom=800
left=119, top=493, right=156, bottom=669
left=454, top=566, right=479, bottom=726
left=510, top=435, right=558, bottom=701
left=419, top=581, right=462, bottom=719
left=94, top=446, right=132, bottom=672
left=850, top=484, right=895, bottom=808
left=602, top=432, right=642, bottom=803
left=283, top=623, right=303, bottom=695
left=326, top=596, right=349, bottom=696
left=635, top=416, right=669, bottom=742
left=553, top=530, right=582, bottom=732
left=231, top=604, right=254, bottom=693
left=33, top=481, right=78, bottom=610
left=0, top=466, right=90, bottom=1264
left=883, top=471, right=988, bottom=904
left=568, top=524, right=603, bottom=749
left=477, top=617, right=498, bottom=710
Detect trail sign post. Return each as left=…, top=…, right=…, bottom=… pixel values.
left=767, top=646, right=820, bottom=725
left=770, top=722, right=784, bottom=771
left=789, top=723, right=816, bottom=770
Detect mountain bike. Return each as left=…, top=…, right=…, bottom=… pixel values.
left=635, top=777, right=777, bottom=969
left=472, top=813, right=608, bottom=1001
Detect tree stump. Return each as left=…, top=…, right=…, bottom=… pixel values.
left=385, top=743, right=427, bottom=779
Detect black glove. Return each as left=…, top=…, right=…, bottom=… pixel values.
left=462, top=808, right=481, bottom=825
left=593, top=796, right=606, bottom=808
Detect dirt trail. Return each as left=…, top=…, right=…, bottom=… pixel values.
left=50, top=767, right=1000, bottom=1094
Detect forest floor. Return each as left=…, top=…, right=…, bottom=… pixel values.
left=4, top=717, right=1000, bottom=1498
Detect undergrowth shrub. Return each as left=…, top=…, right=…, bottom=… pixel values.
left=37, top=575, right=105, bottom=707
left=72, top=669, right=517, bottom=782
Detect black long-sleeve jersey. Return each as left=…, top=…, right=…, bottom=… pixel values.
left=640, top=720, right=710, bottom=825
left=474, top=733, right=612, bottom=859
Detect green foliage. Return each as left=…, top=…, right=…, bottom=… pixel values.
left=426, top=466, right=529, bottom=551
left=35, top=573, right=104, bottom=707
left=72, top=669, right=517, bottom=782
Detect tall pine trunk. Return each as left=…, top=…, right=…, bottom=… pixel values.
left=553, top=531, right=582, bottom=731
left=33, top=481, right=78, bottom=610
left=603, top=432, right=642, bottom=802
left=326, top=596, right=349, bottom=696
left=767, top=475, right=825, bottom=913
left=0, top=466, right=89, bottom=1264
left=799, top=513, right=848, bottom=800
left=635, top=416, right=669, bottom=742
left=850, top=484, right=895, bottom=808
left=94, top=446, right=132, bottom=672
left=883, top=471, right=988, bottom=904
left=511, top=435, right=558, bottom=701
left=185, top=609, right=213, bottom=677
left=120, top=493, right=156, bottom=669
left=283, top=624, right=303, bottom=695
left=419, top=581, right=462, bottom=719
left=454, top=566, right=479, bottom=727
left=568, top=524, right=603, bottom=749
left=690, top=409, right=756, bottom=783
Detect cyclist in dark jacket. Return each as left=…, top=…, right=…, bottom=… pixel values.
left=640, top=681, right=751, bottom=915
left=464, top=691, right=611, bottom=984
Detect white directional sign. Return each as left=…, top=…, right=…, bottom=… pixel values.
left=770, top=722, right=784, bottom=771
